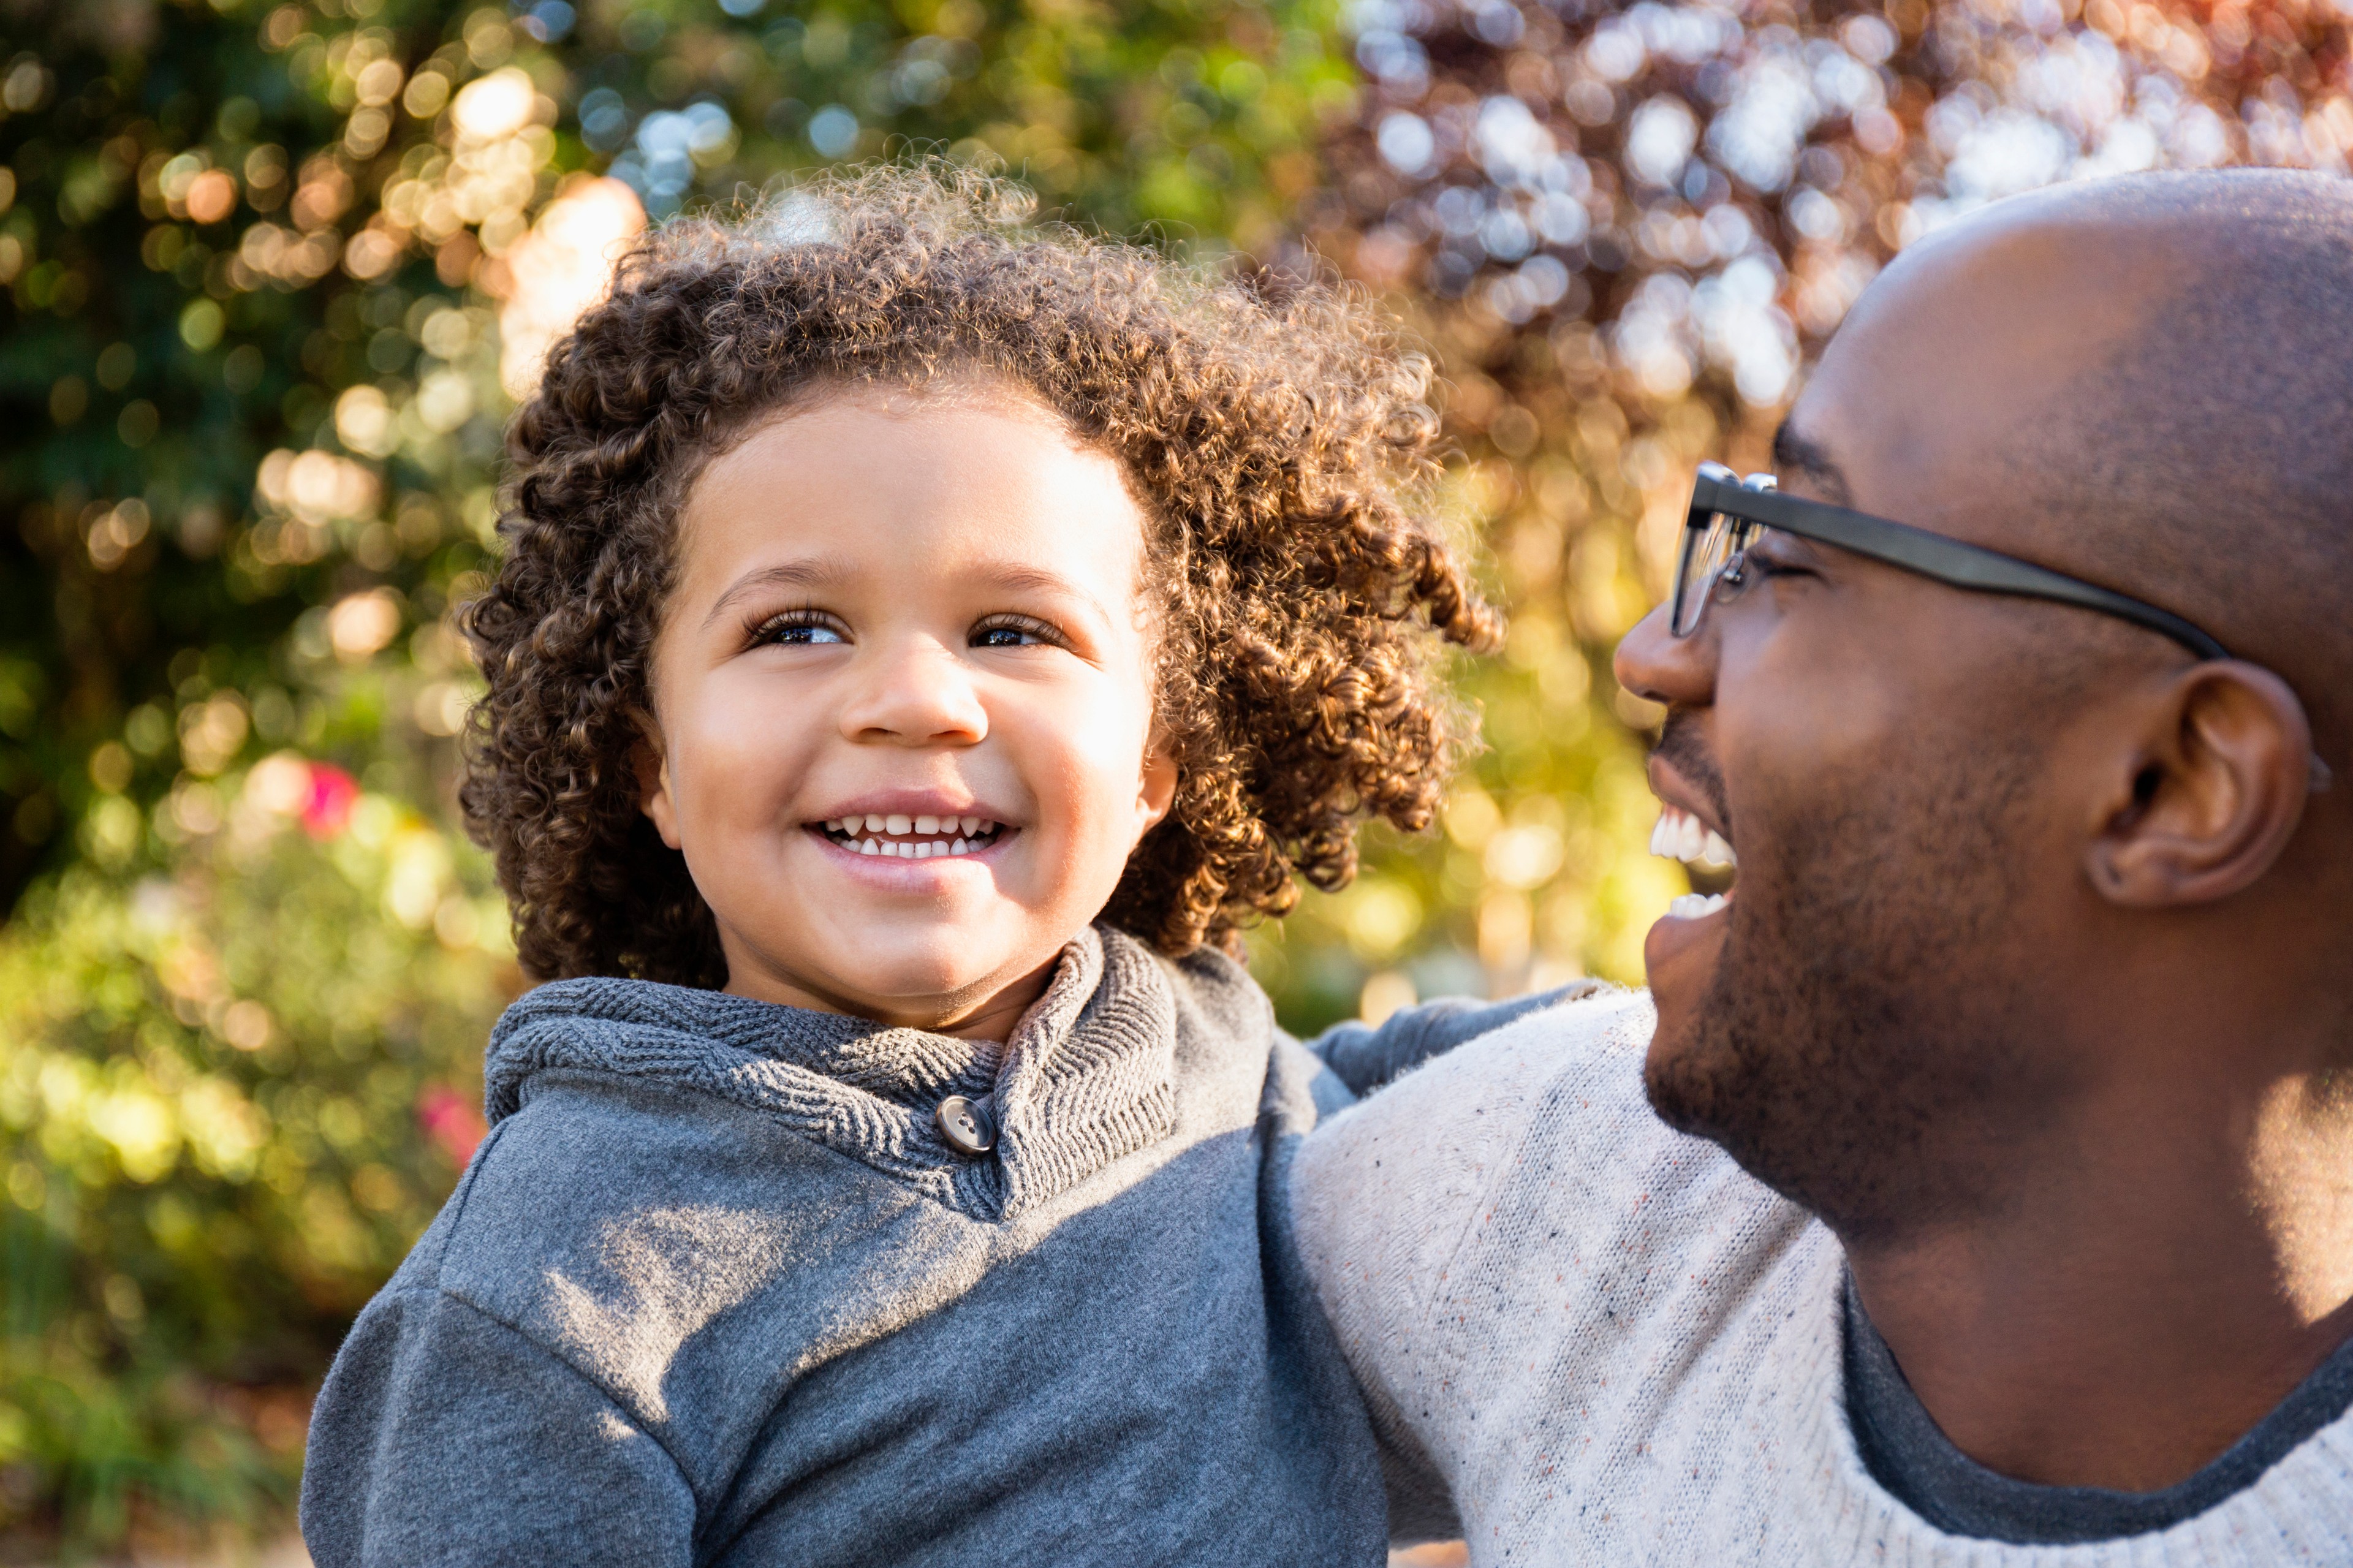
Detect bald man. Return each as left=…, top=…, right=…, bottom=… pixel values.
left=1292, top=169, right=2353, bottom=1562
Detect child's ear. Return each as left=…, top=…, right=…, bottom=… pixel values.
left=634, top=716, right=683, bottom=850
left=1137, top=733, right=1179, bottom=835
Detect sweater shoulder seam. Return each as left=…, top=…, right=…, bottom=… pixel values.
left=413, top=1115, right=518, bottom=1286
left=422, top=1282, right=700, bottom=1494
left=1411, top=1040, right=1571, bottom=1337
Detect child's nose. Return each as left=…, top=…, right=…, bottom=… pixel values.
left=838, top=640, right=989, bottom=746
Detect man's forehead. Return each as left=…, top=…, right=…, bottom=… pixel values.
left=1779, top=213, right=2182, bottom=539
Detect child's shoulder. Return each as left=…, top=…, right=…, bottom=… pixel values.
left=428, top=1054, right=877, bottom=1303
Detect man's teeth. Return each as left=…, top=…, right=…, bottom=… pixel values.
left=1649, top=808, right=1735, bottom=868
left=821, top=816, right=1001, bottom=858
left=1667, top=892, right=1728, bottom=920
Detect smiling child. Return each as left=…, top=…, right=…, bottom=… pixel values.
left=298, top=169, right=1572, bottom=1567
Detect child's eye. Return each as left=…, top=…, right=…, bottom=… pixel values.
left=752, top=610, right=849, bottom=646
left=970, top=616, right=1064, bottom=650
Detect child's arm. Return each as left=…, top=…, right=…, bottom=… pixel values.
left=1300, top=979, right=1604, bottom=1099
left=301, top=1281, right=696, bottom=1567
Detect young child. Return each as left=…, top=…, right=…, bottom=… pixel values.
left=300, top=167, right=1567, bottom=1566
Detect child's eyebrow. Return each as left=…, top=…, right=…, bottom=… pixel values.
left=700, top=560, right=1113, bottom=629
left=986, top=565, right=1105, bottom=607
left=702, top=561, right=853, bottom=629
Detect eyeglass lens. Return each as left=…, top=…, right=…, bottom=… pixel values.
left=1672, top=510, right=1752, bottom=637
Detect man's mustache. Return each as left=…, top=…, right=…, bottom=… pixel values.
left=1652, top=711, right=1733, bottom=839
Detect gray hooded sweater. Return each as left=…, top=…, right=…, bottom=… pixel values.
left=300, top=926, right=1569, bottom=1567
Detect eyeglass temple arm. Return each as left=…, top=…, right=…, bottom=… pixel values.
left=1688, top=472, right=2232, bottom=664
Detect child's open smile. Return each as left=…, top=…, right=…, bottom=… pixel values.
left=637, top=381, right=1176, bottom=1040
left=811, top=806, right=1007, bottom=861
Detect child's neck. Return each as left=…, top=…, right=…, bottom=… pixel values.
left=721, top=952, right=1059, bottom=1044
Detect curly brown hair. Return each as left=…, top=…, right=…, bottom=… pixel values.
left=462, top=165, right=1499, bottom=987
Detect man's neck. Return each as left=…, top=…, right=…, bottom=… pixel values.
left=1843, top=1065, right=2353, bottom=1493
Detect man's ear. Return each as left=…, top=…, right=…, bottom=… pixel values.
left=635, top=715, right=683, bottom=851
left=2084, top=663, right=2315, bottom=907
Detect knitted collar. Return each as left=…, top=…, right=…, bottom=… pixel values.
left=483, top=925, right=1181, bottom=1221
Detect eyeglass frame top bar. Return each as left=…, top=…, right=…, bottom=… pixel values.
left=1677, top=463, right=2233, bottom=664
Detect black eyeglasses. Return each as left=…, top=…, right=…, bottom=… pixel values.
left=1672, top=462, right=2232, bottom=661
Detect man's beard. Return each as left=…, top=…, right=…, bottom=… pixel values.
left=1643, top=722, right=2069, bottom=1245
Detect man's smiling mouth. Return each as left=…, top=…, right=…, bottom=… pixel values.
left=1651, top=805, right=1737, bottom=920
left=814, top=814, right=1008, bottom=859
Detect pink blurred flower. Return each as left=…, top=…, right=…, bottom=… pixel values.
left=416, top=1085, right=487, bottom=1168
left=301, top=764, right=360, bottom=839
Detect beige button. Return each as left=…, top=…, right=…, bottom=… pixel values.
left=935, top=1094, right=995, bottom=1156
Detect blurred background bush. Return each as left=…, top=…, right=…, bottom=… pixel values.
left=0, top=0, right=2342, bottom=1553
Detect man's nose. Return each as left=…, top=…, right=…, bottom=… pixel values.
left=839, top=640, right=990, bottom=746
left=1613, top=599, right=1716, bottom=710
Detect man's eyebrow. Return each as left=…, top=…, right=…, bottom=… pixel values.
left=702, top=561, right=851, bottom=629
left=1770, top=422, right=1854, bottom=507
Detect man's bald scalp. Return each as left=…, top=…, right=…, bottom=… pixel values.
left=2002, top=170, right=2353, bottom=749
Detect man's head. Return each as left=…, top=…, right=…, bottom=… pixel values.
left=1615, top=170, right=2353, bottom=1246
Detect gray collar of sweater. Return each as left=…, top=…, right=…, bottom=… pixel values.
left=485, top=926, right=1181, bottom=1222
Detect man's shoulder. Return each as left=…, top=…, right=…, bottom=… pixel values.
left=1292, top=987, right=1859, bottom=1561
left=1376, top=979, right=1657, bottom=1113
left=1289, top=987, right=1707, bottom=1369
left=1292, top=984, right=1664, bottom=1231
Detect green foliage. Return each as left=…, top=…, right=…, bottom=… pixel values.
left=1, top=758, right=510, bottom=1547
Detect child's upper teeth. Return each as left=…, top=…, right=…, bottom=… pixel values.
left=823, top=814, right=1007, bottom=855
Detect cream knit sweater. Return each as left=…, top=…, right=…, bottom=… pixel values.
left=1291, top=987, right=2353, bottom=1565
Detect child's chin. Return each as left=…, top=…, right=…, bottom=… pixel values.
left=822, top=927, right=1026, bottom=1003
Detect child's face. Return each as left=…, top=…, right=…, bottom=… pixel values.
left=640, top=385, right=1176, bottom=1036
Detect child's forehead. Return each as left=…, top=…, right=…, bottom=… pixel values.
left=745, top=369, right=1073, bottom=441
left=673, top=389, right=1151, bottom=596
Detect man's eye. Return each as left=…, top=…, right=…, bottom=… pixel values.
left=1734, top=550, right=1806, bottom=585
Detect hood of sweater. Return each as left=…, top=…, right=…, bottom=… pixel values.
left=483, top=925, right=1194, bottom=1221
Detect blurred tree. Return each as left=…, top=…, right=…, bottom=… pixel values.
left=2, top=765, right=510, bottom=1548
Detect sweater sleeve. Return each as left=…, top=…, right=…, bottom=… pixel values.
left=1289, top=987, right=1654, bottom=1545
left=1299, top=979, right=1603, bottom=1099
left=300, top=1286, right=698, bottom=1568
